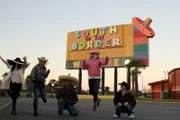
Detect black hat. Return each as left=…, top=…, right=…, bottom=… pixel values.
left=7, top=57, right=30, bottom=66
left=118, top=81, right=130, bottom=89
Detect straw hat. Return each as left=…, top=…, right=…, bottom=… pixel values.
left=58, top=73, right=79, bottom=86
left=7, top=57, right=30, bottom=66
left=38, top=57, right=48, bottom=62
left=89, top=50, right=100, bottom=55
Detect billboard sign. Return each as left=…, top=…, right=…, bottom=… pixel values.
left=66, top=17, right=155, bottom=69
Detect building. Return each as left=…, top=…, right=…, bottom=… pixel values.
left=168, top=68, right=180, bottom=99
left=148, top=79, right=169, bottom=99
left=148, top=67, right=180, bottom=100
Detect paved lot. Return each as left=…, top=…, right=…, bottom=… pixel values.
left=0, top=98, right=11, bottom=110
left=0, top=98, right=179, bottom=120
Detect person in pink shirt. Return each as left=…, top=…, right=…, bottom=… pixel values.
left=82, top=50, right=109, bottom=111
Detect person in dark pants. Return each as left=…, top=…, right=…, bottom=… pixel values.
left=113, top=81, right=136, bottom=119
left=82, top=50, right=109, bottom=111
left=30, top=57, right=50, bottom=116
left=0, top=56, right=30, bottom=115
left=56, top=74, right=79, bottom=116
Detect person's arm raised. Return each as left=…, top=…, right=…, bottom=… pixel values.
left=0, top=55, right=10, bottom=68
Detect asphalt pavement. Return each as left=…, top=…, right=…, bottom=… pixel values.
left=0, top=98, right=179, bottom=120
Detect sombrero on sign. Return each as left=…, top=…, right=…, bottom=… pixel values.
left=90, top=50, right=100, bottom=55
left=7, top=57, right=30, bottom=66
left=132, top=17, right=155, bottom=38
left=58, top=73, right=79, bottom=86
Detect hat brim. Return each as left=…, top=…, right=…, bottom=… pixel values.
left=90, top=52, right=100, bottom=55
left=58, top=75, right=79, bottom=86
left=7, top=59, right=30, bottom=66
left=118, top=83, right=130, bottom=89
left=38, top=58, right=48, bottom=62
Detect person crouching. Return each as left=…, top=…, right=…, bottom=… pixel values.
left=113, top=81, right=136, bottom=119
left=56, top=74, right=79, bottom=116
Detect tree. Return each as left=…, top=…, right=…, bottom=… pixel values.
left=129, top=59, right=146, bottom=97
left=104, top=86, right=110, bottom=95
left=2, top=72, right=8, bottom=79
left=48, top=79, right=57, bottom=87
left=25, top=75, right=33, bottom=97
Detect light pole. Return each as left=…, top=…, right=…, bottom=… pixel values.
left=124, top=59, right=131, bottom=89
left=163, top=71, right=168, bottom=80
left=52, top=83, right=54, bottom=96
left=141, top=72, right=145, bottom=97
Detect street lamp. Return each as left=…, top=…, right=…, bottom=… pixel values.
left=163, top=71, right=168, bottom=80
left=141, top=72, right=145, bottom=97
left=124, top=59, right=131, bottom=89
left=52, top=83, right=54, bottom=96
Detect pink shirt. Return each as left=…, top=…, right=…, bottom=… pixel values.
left=82, top=57, right=109, bottom=78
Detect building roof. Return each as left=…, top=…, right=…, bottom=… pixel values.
left=148, top=79, right=168, bottom=86
left=168, top=67, right=180, bottom=74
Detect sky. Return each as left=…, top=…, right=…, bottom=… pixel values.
left=0, top=0, right=180, bottom=91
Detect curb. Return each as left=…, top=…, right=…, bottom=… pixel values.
left=77, top=95, right=180, bottom=104
left=0, top=102, right=12, bottom=110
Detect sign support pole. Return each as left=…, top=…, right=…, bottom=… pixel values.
left=114, top=67, right=118, bottom=94
left=101, top=68, right=105, bottom=95
left=78, top=68, right=82, bottom=94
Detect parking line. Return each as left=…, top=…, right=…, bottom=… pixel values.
left=0, top=102, right=12, bottom=110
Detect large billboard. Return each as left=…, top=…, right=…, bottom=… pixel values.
left=66, top=17, right=155, bottom=69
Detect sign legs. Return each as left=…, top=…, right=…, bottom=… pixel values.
left=101, top=68, right=105, bottom=95
left=78, top=69, right=82, bottom=94
left=114, top=67, right=118, bottom=94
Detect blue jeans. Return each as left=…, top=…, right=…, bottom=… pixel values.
left=115, top=104, right=134, bottom=116
left=33, top=85, right=46, bottom=112
left=57, top=99, right=79, bottom=116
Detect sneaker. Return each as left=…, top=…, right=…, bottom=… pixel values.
left=128, top=114, right=135, bottom=119
left=113, top=114, right=120, bottom=118
left=34, top=112, right=38, bottom=116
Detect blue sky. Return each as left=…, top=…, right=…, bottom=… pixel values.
left=0, top=0, right=180, bottom=91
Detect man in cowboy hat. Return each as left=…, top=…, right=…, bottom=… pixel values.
left=56, top=73, right=79, bottom=116
left=113, top=81, right=136, bottom=119
left=30, top=56, right=50, bottom=116
left=82, top=49, right=109, bottom=111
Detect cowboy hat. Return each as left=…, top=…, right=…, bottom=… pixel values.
left=58, top=73, right=79, bottom=86
left=118, top=81, right=130, bottom=90
left=38, top=57, right=48, bottom=62
left=7, top=57, right=30, bottom=66
left=89, top=50, right=100, bottom=55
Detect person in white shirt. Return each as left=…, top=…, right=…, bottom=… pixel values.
left=0, top=56, right=30, bottom=115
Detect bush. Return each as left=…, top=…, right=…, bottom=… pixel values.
left=0, top=90, right=7, bottom=97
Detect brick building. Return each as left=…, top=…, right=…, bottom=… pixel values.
left=148, top=80, right=168, bottom=99
left=148, top=67, right=180, bottom=100
left=168, top=68, right=180, bottom=99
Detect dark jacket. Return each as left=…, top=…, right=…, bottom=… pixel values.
left=113, top=90, right=136, bottom=107
left=30, top=64, right=49, bottom=84
left=56, top=87, right=78, bottom=106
